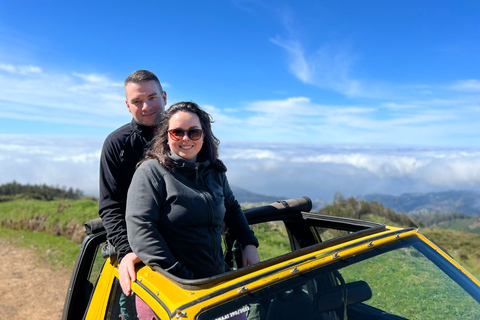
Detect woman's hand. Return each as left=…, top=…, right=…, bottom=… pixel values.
left=242, top=245, right=260, bottom=267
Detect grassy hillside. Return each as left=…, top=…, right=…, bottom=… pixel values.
left=318, top=193, right=419, bottom=227
left=316, top=194, right=480, bottom=280
left=0, top=198, right=98, bottom=243
left=421, top=228, right=480, bottom=278
left=0, top=198, right=99, bottom=269
left=1, top=197, right=480, bottom=281
left=435, top=216, right=480, bottom=235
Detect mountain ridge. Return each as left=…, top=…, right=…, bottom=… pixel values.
left=358, top=190, right=480, bottom=215
left=230, top=185, right=282, bottom=206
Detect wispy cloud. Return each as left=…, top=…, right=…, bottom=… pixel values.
left=449, top=79, right=480, bottom=92
left=0, top=63, right=128, bottom=127
left=208, top=94, right=480, bottom=146
left=0, top=63, right=42, bottom=74
left=271, top=36, right=365, bottom=97
left=269, top=6, right=368, bottom=97
left=1, top=60, right=478, bottom=147
left=270, top=37, right=312, bottom=83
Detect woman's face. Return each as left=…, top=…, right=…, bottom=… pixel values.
left=167, top=111, right=204, bottom=160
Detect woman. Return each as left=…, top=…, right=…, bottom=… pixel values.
left=126, top=101, right=260, bottom=280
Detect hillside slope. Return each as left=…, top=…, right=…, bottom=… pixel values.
left=1, top=196, right=479, bottom=280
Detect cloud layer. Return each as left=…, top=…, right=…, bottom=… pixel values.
left=221, top=143, right=480, bottom=201
left=1, top=135, right=478, bottom=202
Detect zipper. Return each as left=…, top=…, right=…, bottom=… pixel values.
left=195, top=168, right=222, bottom=274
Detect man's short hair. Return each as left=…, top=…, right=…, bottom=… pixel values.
left=124, top=70, right=162, bottom=92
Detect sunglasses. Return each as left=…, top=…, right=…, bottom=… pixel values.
left=168, top=128, right=204, bottom=141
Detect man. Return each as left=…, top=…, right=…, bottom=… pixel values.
left=99, top=70, right=166, bottom=296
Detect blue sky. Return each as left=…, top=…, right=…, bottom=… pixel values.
left=1, top=1, right=480, bottom=203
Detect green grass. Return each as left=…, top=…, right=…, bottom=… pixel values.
left=341, top=246, right=480, bottom=319
left=437, top=217, right=480, bottom=235
left=0, top=198, right=98, bottom=238
left=422, top=228, right=480, bottom=280
left=0, top=226, right=81, bottom=270
left=0, top=198, right=99, bottom=271
left=1, top=198, right=480, bottom=284
left=0, top=198, right=98, bottom=221
left=251, top=222, right=291, bottom=261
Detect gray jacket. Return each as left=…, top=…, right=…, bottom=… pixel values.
left=126, top=156, right=258, bottom=279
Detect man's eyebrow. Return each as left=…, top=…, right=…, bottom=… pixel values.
left=130, top=92, right=157, bottom=102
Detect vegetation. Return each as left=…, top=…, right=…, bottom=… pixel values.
left=0, top=181, right=84, bottom=201
left=436, top=216, right=480, bottom=235
left=314, top=193, right=480, bottom=280
left=0, top=226, right=81, bottom=269
left=251, top=222, right=291, bottom=261
left=411, top=211, right=480, bottom=235
left=342, top=245, right=480, bottom=319
left=318, top=192, right=419, bottom=228
left=422, top=228, right=480, bottom=278
left=410, top=210, right=477, bottom=227
left=0, top=189, right=479, bottom=283
left=0, top=198, right=98, bottom=243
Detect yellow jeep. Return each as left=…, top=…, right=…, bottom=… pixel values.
left=63, top=197, right=480, bottom=320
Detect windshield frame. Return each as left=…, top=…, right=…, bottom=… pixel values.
left=197, top=237, right=480, bottom=320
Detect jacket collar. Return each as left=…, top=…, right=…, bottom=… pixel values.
left=169, top=152, right=210, bottom=170
left=130, top=119, right=156, bottom=139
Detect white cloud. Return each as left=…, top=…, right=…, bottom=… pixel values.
left=73, top=72, right=115, bottom=84
left=0, top=63, right=42, bottom=74
left=270, top=37, right=312, bottom=83
left=449, top=79, right=480, bottom=92
left=0, top=64, right=129, bottom=127
left=221, top=143, right=480, bottom=201
left=271, top=36, right=365, bottom=97
left=0, top=134, right=103, bottom=196
left=206, top=94, right=480, bottom=147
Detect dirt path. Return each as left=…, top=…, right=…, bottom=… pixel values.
left=0, top=238, right=72, bottom=320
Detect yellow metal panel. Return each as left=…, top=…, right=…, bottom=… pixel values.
left=84, top=259, right=117, bottom=320
left=86, top=225, right=479, bottom=319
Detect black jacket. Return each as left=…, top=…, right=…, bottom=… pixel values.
left=126, top=155, right=259, bottom=279
left=99, top=119, right=156, bottom=261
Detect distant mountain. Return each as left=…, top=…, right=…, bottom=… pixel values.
left=231, top=185, right=282, bottom=205
left=231, top=186, right=327, bottom=211
left=358, top=190, right=480, bottom=215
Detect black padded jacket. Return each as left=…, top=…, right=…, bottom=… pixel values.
left=99, top=119, right=155, bottom=262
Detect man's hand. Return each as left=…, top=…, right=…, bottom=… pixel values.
left=242, top=245, right=260, bottom=267
left=119, top=252, right=142, bottom=296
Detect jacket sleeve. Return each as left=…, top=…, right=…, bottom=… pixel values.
left=98, top=137, right=132, bottom=261
left=222, top=174, right=259, bottom=248
left=126, top=161, right=194, bottom=279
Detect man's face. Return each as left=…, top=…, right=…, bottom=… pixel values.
left=125, top=80, right=166, bottom=127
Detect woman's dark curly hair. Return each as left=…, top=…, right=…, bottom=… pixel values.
left=143, top=101, right=226, bottom=172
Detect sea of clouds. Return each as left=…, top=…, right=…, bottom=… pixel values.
left=1, top=134, right=479, bottom=203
